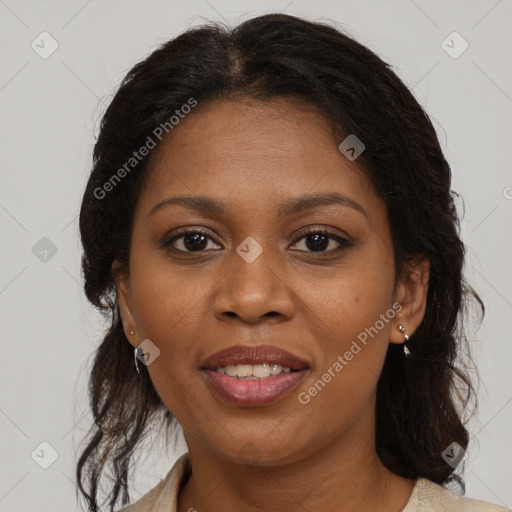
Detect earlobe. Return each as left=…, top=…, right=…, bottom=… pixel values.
left=390, top=257, right=430, bottom=345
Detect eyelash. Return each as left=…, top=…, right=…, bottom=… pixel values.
left=161, top=227, right=353, bottom=255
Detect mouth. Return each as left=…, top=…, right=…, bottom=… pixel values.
left=201, top=344, right=310, bottom=407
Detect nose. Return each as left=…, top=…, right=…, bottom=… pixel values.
left=212, top=244, right=296, bottom=325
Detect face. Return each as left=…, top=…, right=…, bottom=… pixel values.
left=115, top=97, right=427, bottom=466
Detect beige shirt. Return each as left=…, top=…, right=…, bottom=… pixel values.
left=118, top=453, right=509, bottom=512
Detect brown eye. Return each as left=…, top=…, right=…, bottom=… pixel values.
left=162, top=229, right=222, bottom=253
left=291, top=229, right=352, bottom=253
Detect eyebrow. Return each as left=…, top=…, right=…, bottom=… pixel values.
left=148, top=192, right=368, bottom=220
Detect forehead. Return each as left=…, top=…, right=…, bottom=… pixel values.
left=137, top=97, right=385, bottom=226
left=148, top=97, right=339, bottom=175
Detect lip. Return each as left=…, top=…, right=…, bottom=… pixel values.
left=201, top=344, right=310, bottom=407
left=201, top=344, right=309, bottom=370
left=203, top=369, right=308, bottom=406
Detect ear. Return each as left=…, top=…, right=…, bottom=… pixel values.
left=112, top=258, right=138, bottom=348
left=389, top=256, right=430, bottom=345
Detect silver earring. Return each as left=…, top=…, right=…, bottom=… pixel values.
left=134, top=347, right=141, bottom=374
left=398, top=325, right=411, bottom=357
left=130, top=331, right=141, bottom=375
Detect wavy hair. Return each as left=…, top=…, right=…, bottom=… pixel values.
left=77, top=13, right=481, bottom=511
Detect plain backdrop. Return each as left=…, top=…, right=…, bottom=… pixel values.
left=0, top=1, right=511, bottom=511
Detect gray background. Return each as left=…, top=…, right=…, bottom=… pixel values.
left=0, top=0, right=511, bottom=511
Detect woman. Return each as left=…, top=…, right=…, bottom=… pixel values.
left=76, top=13, right=508, bottom=512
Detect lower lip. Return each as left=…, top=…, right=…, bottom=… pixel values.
left=203, top=369, right=308, bottom=406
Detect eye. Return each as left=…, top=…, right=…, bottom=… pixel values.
left=290, top=228, right=352, bottom=254
left=161, top=227, right=352, bottom=255
left=162, top=228, right=222, bottom=253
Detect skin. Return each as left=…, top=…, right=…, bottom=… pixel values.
left=114, top=97, right=430, bottom=512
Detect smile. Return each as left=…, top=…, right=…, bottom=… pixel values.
left=201, top=344, right=310, bottom=406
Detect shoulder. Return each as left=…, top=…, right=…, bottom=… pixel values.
left=115, top=453, right=191, bottom=512
left=403, top=477, right=510, bottom=512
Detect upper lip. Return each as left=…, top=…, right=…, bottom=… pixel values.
left=202, top=344, right=310, bottom=370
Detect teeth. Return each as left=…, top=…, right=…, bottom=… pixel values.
left=269, top=364, right=282, bottom=375
left=253, top=363, right=271, bottom=378
left=215, top=363, right=295, bottom=379
left=225, top=365, right=237, bottom=377
left=236, top=364, right=252, bottom=377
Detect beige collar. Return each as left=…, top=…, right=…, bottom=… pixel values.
left=120, top=453, right=508, bottom=512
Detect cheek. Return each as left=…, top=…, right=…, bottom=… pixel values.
left=129, top=230, right=206, bottom=333
left=129, top=272, right=204, bottom=422
left=299, top=248, right=395, bottom=406
left=306, top=249, right=395, bottom=342
left=294, top=280, right=394, bottom=432
left=128, top=250, right=206, bottom=381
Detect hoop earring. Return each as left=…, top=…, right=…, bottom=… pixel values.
left=129, top=331, right=142, bottom=375
left=398, top=324, right=411, bottom=357
left=134, top=347, right=141, bottom=375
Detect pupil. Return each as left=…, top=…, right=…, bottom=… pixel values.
left=184, top=233, right=207, bottom=251
left=306, top=233, right=328, bottom=251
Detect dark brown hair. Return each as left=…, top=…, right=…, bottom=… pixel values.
left=77, top=13, right=481, bottom=512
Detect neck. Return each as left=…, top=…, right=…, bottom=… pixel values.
left=177, top=410, right=415, bottom=512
